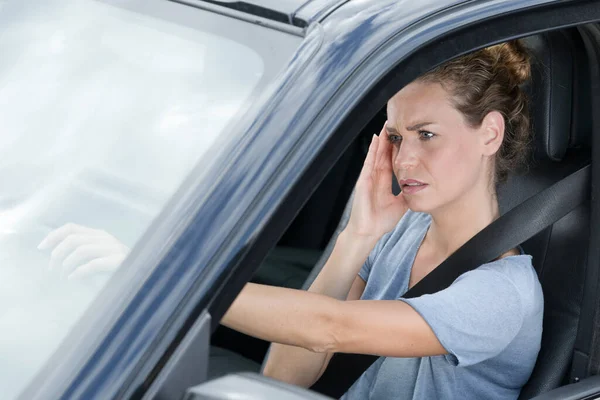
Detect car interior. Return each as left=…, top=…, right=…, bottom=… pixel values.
left=208, top=26, right=595, bottom=399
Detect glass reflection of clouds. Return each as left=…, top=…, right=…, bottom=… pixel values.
left=0, top=0, right=264, bottom=397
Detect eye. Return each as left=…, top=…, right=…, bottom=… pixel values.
left=419, top=130, right=436, bottom=140
left=387, top=134, right=402, bottom=144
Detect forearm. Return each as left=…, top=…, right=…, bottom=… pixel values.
left=305, top=230, right=378, bottom=299
left=222, top=231, right=378, bottom=386
left=262, top=346, right=333, bottom=388
left=263, top=231, right=377, bottom=386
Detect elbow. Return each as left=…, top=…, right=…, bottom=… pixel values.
left=308, top=302, right=345, bottom=354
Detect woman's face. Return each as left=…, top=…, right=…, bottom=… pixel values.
left=386, top=80, right=495, bottom=213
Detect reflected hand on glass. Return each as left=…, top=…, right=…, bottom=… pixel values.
left=37, top=223, right=130, bottom=280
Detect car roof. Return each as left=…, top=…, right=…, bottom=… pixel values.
left=189, top=0, right=554, bottom=34
left=189, top=0, right=348, bottom=27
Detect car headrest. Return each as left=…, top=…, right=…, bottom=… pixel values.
left=522, top=30, right=590, bottom=162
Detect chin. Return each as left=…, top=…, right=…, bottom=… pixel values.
left=405, top=199, right=432, bottom=214
left=405, top=194, right=446, bottom=214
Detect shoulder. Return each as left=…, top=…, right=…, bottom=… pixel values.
left=479, top=255, right=539, bottom=290
left=459, top=255, right=543, bottom=315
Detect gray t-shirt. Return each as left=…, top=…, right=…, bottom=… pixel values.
left=342, top=210, right=544, bottom=400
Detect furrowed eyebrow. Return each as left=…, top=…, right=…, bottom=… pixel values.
left=406, top=122, right=434, bottom=131
left=385, top=122, right=434, bottom=134
left=385, top=126, right=398, bottom=134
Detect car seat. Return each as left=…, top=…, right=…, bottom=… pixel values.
left=502, top=30, right=591, bottom=399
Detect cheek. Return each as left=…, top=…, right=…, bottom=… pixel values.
left=428, top=142, right=479, bottom=187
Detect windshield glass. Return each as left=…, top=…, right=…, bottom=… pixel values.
left=0, top=0, right=299, bottom=397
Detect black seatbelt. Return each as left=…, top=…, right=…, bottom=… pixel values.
left=311, top=164, right=591, bottom=399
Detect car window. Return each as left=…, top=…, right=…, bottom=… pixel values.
left=0, top=0, right=299, bottom=397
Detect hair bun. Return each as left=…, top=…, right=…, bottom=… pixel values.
left=488, top=40, right=531, bottom=85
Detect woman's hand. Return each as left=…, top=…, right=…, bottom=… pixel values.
left=38, top=223, right=130, bottom=279
left=346, top=122, right=407, bottom=239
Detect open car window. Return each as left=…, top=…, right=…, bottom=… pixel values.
left=0, top=0, right=300, bottom=398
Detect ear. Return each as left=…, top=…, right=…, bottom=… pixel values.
left=480, top=111, right=505, bottom=156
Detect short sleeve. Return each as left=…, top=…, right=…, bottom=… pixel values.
left=358, top=230, right=395, bottom=282
left=358, top=254, right=373, bottom=282
left=400, top=266, right=525, bottom=367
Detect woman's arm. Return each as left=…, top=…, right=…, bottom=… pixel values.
left=222, top=280, right=446, bottom=358
left=260, top=274, right=366, bottom=387
left=225, top=230, right=374, bottom=387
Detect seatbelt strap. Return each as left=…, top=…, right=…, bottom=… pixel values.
left=311, top=164, right=590, bottom=399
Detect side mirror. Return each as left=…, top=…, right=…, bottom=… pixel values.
left=184, top=373, right=333, bottom=400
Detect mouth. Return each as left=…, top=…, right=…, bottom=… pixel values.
left=399, top=179, right=428, bottom=195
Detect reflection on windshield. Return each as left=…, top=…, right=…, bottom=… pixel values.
left=0, top=0, right=264, bottom=397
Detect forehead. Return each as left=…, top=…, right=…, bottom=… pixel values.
left=386, top=81, right=454, bottom=125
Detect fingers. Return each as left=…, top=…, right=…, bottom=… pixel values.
left=48, top=234, right=90, bottom=272
left=38, top=223, right=97, bottom=250
left=68, top=254, right=126, bottom=280
left=357, top=122, right=395, bottom=193
left=38, top=223, right=129, bottom=280
left=358, top=134, right=379, bottom=182
left=374, top=122, right=393, bottom=173
left=61, top=243, right=116, bottom=277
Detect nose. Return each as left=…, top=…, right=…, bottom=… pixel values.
left=394, top=140, right=419, bottom=171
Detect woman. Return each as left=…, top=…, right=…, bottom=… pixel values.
left=219, top=39, right=542, bottom=399
left=40, top=40, right=543, bottom=399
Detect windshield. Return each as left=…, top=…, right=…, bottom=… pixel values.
left=0, top=0, right=299, bottom=397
